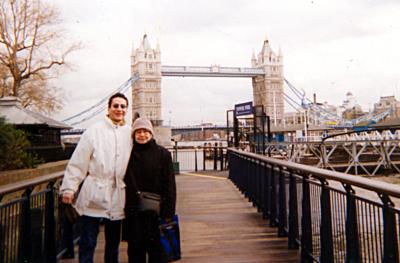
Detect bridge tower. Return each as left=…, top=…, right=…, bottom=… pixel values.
left=251, top=38, right=284, bottom=125
left=131, top=34, right=171, bottom=145
left=131, top=34, right=162, bottom=124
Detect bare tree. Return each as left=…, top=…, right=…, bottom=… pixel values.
left=0, top=63, right=9, bottom=97
left=0, top=0, right=80, bottom=113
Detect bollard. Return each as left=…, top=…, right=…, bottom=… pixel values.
left=213, top=144, right=217, bottom=170
left=194, top=147, right=198, bottom=172
left=219, top=147, right=223, bottom=171
left=203, top=147, right=206, bottom=171
left=173, top=141, right=180, bottom=174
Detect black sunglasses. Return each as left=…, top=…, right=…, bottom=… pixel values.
left=112, top=103, right=126, bottom=109
left=112, top=103, right=127, bottom=109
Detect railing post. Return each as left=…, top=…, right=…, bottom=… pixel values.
left=20, top=187, right=33, bottom=263
left=45, top=182, right=57, bottom=263
left=288, top=171, right=299, bottom=249
left=260, top=161, right=266, bottom=218
left=263, top=162, right=270, bottom=218
left=343, top=184, right=361, bottom=263
left=203, top=147, right=206, bottom=171
left=278, top=167, right=287, bottom=237
left=319, top=179, right=334, bottom=263
left=194, top=147, right=198, bottom=172
left=173, top=141, right=178, bottom=162
left=213, top=144, right=218, bottom=170
left=256, top=160, right=262, bottom=211
left=270, top=165, right=277, bottom=227
left=379, top=193, right=399, bottom=263
left=219, top=147, right=223, bottom=171
left=0, top=199, right=4, bottom=262
left=301, top=176, right=313, bottom=263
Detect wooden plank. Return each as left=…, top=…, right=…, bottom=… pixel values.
left=60, top=171, right=299, bottom=262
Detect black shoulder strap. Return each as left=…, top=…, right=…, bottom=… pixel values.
left=129, top=154, right=140, bottom=194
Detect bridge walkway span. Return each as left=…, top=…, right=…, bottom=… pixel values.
left=61, top=171, right=299, bottom=263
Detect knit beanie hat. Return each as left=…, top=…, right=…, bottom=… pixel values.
left=132, top=117, right=154, bottom=135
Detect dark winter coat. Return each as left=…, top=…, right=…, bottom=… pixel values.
left=124, top=139, right=176, bottom=219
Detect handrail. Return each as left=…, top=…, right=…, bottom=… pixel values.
left=229, top=148, right=400, bottom=198
left=0, top=171, right=64, bottom=198
left=228, top=148, right=400, bottom=262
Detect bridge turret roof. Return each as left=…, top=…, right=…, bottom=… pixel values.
left=142, top=34, right=152, bottom=50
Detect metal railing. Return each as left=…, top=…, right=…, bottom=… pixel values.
left=0, top=172, right=78, bottom=263
left=167, top=145, right=227, bottom=172
left=264, top=139, right=400, bottom=176
left=228, top=148, right=400, bottom=262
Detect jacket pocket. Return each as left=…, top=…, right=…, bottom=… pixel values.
left=85, top=177, right=111, bottom=210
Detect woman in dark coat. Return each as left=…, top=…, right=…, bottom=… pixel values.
left=123, top=117, right=176, bottom=263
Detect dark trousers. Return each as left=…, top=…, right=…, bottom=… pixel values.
left=125, top=212, right=166, bottom=263
left=79, top=215, right=122, bottom=263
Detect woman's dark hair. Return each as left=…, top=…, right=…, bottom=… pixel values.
left=108, top=93, right=129, bottom=108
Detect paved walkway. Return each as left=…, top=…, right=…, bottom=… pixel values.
left=60, top=171, right=299, bottom=262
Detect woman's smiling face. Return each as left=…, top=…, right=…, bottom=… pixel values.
left=134, top=128, right=152, bottom=144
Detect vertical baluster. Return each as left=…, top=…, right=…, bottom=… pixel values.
left=213, top=144, right=217, bottom=170
left=343, top=184, right=361, bottom=263
left=379, top=193, right=399, bottom=263
left=288, top=171, right=299, bottom=249
left=0, top=201, right=4, bottom=262
left=278, top=167, right=287, bottom=237
left=219, top=147, right=223, bottom=171
left=45, top=182, right=56, bottom=263
left=320, top=179, right=334, bottom=263
left=260, top=161, right=266, bottom=218
left=265, top=164, right=272, bottom=218
left=270, top=165, right=277, bottom=227
left=301, top=175, right=313, bottom=263
left=194, top=147, right=198, bottom=172
left=19, top=187, right=33, bottom=263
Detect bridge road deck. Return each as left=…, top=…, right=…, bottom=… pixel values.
left=60, top=171, right=299, bottom=263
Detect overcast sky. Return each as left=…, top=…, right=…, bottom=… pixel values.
left=52, top=0, right=400, bottom=128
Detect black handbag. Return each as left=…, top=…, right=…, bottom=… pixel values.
left=61, top=203, right=79, bottom=224
left=137, top=191, right=161, bottom=215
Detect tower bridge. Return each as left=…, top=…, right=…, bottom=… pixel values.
left=131, top=34, right=284, bottom=144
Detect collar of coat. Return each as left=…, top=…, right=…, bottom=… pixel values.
left=105, top=116, right=126, bottom=126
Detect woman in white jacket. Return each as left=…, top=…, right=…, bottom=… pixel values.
left=60, top=93, right=132, bottom=263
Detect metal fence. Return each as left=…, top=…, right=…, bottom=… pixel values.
left=228, top=148, right=400, bottom=262
left=0, top=172, right=78, bottom=263
left=167, top=146, right=227, bottom=172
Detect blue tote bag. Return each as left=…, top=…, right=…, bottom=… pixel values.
left=159, top=215, right=181, bottom=261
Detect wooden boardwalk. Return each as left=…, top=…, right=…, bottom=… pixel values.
left=60, top=171, right=299, bottom=263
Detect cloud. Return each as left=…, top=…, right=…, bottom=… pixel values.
left=51, top=0, right=400, bottom=127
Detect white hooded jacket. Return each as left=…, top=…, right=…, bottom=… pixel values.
left=60, top=117, right=132, bottom=220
